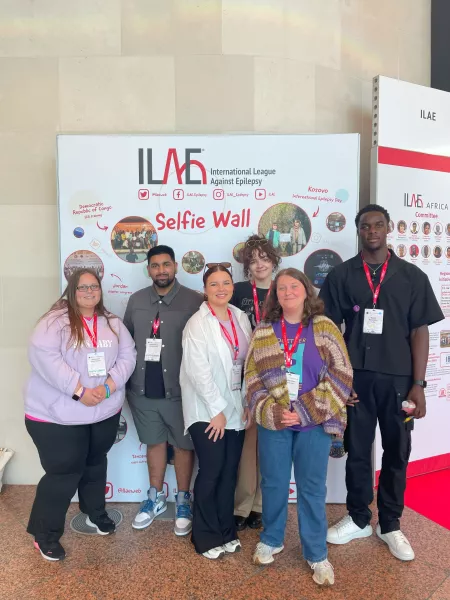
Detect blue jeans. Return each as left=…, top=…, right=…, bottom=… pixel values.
left=258, top=425, right=331, bottom=563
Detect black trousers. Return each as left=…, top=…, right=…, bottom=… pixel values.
left=345, top=371, right=413, bottom=534
left=189, top=422, right=245, bottom=554
left=25, top=412, right=120, bottom=544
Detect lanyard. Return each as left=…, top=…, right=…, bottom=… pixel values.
left=362, top=252, right=390, bottom=307
left=208, top=304, right=240, bottom=361
left=152, top=314, right=160, bottom=337
left=281, top=317, right=303, bottom=369
left=252, top=281, right=271, bottom=324
left=82, top=314, right=98, bottom=350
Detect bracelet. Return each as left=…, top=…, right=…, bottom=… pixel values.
left=104, top=383, right=111, bottom=399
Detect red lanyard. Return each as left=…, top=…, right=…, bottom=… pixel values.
left=281, top=317, right=303, bottom=369
left=208, top=304, right=240, bottom=361
left=362, top=252, right=390, bottom=307
left=82, top=314, right=98, bottom=350
left=152, top=316, right=160, bottom=337
left=252, top=281, right=271, bottom=324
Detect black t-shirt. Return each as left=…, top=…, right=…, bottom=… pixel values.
left=145, top=305, right=166, bottom=399
left=319, top=252, right=444, bottom=377
left=127, top=253, right=138, bottom=263
left=231, top=281, right=270, bottom=330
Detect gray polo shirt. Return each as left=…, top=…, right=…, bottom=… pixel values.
left=123, top=279, right=203, bottom=399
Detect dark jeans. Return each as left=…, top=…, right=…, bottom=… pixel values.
left=345, top=370, right=413, bottom=534
left=25, top=412, right=120, bottom=544
left=189, top=422, right=245, bottom=554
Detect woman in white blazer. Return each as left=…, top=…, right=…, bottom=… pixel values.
left=180, top=263, right=252, bottom=560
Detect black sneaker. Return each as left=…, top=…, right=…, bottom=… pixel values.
left=86, top=513, right=116, bottom=535
left=247, top=511, right=263, bottom=529
left=34, top=540, right=66, bottom=561
left=234, top=515, right=247, bottom=531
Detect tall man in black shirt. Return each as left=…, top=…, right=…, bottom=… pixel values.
left=320, top=205, right=443, bottom=561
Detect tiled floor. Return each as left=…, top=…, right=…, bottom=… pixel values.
left=1, top=485, right=449, bottom=600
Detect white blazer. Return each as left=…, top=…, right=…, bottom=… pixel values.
left=180, top=302, right=252, bottom=433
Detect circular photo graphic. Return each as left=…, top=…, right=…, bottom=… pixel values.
left=409, top=244, right=419, bottom=258
left=304, top=249, right=343, bottom=289
left=397, top=244, right=407, bottom=258
left=434, top=222, right=443, bottom=236
left=111, top=216, right=158, bottom=263
left=114, top=415, right=127, bottom=444
left=422, top=245, right=431, bottom=259
left=258, top=203, right=312, bottom=257
left=410, top=222, right=419, bottom=235
left=326, top=212, right=346, bottom=233
left=182, top=250, right=205, bottom=275
left=446, top=247, right=450, bottom=260
left=232, top=242, right=246, bottom=263
left=73, top=227, right=85, bottom=239
left=64, top=250, right=104, bottom=281
left=434, top=245, right=442, bottom=259
left=388, top=220, right=395, bottom=234
left=446, top=224, right=450, bottom=237
left=397, top=220, right=407, bottom=235
left=423, top=222, right=431, bottom=236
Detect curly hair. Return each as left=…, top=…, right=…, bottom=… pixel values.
left=264, top=268, right=324, bottom=325
left=240, top=234, right=281, bottom=279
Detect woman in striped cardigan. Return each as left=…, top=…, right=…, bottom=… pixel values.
left=245, top=268, right=352, bottom=587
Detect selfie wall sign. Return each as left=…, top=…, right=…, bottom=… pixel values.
left=57, top=133, right=360, bottom=503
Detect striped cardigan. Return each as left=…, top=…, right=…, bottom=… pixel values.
left=244, top=315, right=352, bottom=437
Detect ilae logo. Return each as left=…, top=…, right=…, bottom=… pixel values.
left=138, top=148, right=207, bottom=185
left=404, top=193, right=423, bottom=208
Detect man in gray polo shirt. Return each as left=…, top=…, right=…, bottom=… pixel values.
left=124, top=245, right=202, bottom=536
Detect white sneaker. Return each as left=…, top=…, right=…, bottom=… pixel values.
left=132, top=487, right=167, bottom=530
left=223, top=539, right=241, bottom=553
left=308, top=559, right=335, bottom=586
left=202, top=546, right=225, bottom=560
left=376, top=524, right=415, bottom=561
left=253, top=542, right=284, bottom=565
left=327, top=515, right=373, bottom=545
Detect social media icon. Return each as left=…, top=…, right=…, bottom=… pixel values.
left=213, top=188, right=224, bottom=200
left=105, top=483, right=113, bottom=499
left=138, top=189, right=149, bottom=200
left=173, top=189, right=184, bottom=200
left=255, top=189, right=266, bottom=200
left=90, top=238, right=101, bottom=250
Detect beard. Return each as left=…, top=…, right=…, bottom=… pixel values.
left=154, top=275, right=175, bottom=289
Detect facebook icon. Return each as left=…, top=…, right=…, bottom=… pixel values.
left=173, top=189, right=184, bottom=200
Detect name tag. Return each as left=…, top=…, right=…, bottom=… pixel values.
left=87, top=352, right=107, bottom=377
left=286, top=372, right=300, bottom=401
left=363, top=309, right=384, bottom=334
left=231, top=362, right=243, bottom=391
left=145, top=338, right=162, bottom=362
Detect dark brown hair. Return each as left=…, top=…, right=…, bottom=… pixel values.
left=241, top=235, right=281, bottom=279
left=41, top=268, right=117, bottom=348
left=264, top=268, right=324, bottom=325
left=203, top=264, right=233, bottom=286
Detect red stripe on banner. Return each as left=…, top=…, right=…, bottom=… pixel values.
left=375, top=452, right=450, bottom=487
left=378, top=146, right=450, bottom=174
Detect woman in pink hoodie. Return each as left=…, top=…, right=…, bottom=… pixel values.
left=25, top=269, right=136, bottom=561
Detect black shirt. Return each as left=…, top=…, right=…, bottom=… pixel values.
left=319, top=252, right=444, bottom=377
left=145, top=304, right=166, bottom=399
left=231, top=281, right=270, bottom=330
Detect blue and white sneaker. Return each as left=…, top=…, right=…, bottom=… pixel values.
left=174, top=491, right=193, bottom=536
left=132, top=486, right=167, bottom=530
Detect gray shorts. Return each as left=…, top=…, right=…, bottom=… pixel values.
left=127, top=393, right=193, bottom=450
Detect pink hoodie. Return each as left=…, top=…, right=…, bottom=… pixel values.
left=25, top=309, right=136, bottom=425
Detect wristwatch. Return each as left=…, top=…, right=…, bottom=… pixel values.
left=72, top=386, right=84, bottom=401
left=413, top=380, right=427, bottom=389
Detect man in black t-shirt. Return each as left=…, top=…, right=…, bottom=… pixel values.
left=320, top=205, right=443, bottom=562
left=230, top=234, right=281, bottom=531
